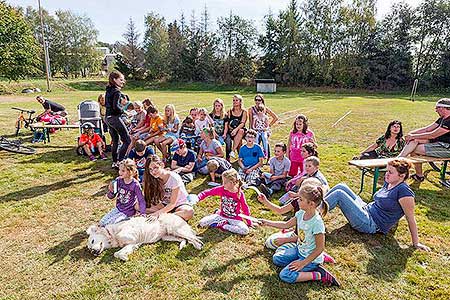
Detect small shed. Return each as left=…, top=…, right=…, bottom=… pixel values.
left=255, top=78, right=276, bottom=93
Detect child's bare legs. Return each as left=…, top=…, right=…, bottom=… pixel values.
left=82, top=144, right=93, bottom=157
left=154, top=136, right=165, bottom=155
left=95, top=142, right=105, bottom=156
left=144, top=135, right=157, bottom=146
left=160, top=137, right=174, bottom=158
left=173, top=204, right=194, bottom=221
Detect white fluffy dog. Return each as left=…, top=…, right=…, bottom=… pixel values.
left=86, top=214, right=203, bottom=261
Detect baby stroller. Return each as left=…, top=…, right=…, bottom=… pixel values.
left=76, top=100, right=106, bottom=155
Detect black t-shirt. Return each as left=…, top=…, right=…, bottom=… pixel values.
left=42, top=100, right=65, bottom=112
left=434, top=116, right=450, bottom=143
left=173, top=149, right=197, bottom=172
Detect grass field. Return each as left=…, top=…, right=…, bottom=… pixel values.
left=0, top=82, right=449, bottom=300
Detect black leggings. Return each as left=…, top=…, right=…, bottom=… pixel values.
left=106, top=115, right=131, bottom=162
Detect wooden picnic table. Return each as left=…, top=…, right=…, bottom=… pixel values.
left=349, top=156, right=449, bottom=195
left=30, top=123, right=79, bottom=143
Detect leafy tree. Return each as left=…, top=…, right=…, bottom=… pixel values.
left=0, top=2, right=41, bottom=80
left=217, top=11, right=257, bottom=84
left=143, top=12, right=169, bottom=80
left=258, top=10, right=282, bottom=79
left=115, top=18, right=145, bottom=79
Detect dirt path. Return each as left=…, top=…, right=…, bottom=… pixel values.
left=0, top=95, right=37, bottom=103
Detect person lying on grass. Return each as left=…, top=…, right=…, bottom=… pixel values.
left=325, top=159, right=430, bottom=252
left=258, top=184, right=340, bottom=286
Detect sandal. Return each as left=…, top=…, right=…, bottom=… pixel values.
left=411, top=174, right=425, bottom=182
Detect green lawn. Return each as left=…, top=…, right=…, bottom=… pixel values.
left=0, top=83, right=449, bottom=300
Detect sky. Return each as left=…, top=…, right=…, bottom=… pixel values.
left=7, top=0, right=420, bottom=44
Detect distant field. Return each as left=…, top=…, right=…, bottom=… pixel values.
left=0, top=84, right=448, bottom=300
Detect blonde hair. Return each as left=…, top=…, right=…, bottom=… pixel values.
left=222, top=169, right=243, bottom=190
left=164, top=104, right=177, bottom=124
left=133, top=101, right=143, bottom=109
left=119, top=159, right=139, bottom=180
left=299, top=184, right=328, bottom=217
left=231, top=94, right=244, bottom=112
left=211, top=98, right=225, bottom=119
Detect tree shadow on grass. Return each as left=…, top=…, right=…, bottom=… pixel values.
left=327, top=224, right=414, bottom=281
left=0, top=172, right=103, bottom=203
left=46, top=231, right=88, bottom=265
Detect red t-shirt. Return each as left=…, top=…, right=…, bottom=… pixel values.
left=79, top=133, right=103, bottom=147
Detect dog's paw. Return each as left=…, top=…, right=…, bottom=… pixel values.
left=114, top=251, right=129, bottom=261
left=179, top=240, right=187, bottom=250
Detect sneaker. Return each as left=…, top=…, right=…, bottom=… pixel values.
left=230, top=151, right=237, bottom=159
left=111, top=162, right=119, bottom=169
left=317, top=266, right=340, bottom=287
left=210, top=219, right=228, bottom=231
left=411, top=174, right=425, bottom=182
left=100, top=153, right=107, bottom=160
left=323, top=253, right=336, bottom=264
left=259, top=183, right=272, bottom=198
left=89, top=155, right=96, bottom=161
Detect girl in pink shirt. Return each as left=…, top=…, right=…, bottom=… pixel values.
left=197, top=169, right=252, bottom=235
left=287, top=114, right=315, bottom=177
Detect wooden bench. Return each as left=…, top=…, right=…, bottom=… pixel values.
left=30, top=123, right=79, bottom=143
left=349, top=156, right=450, bottom=195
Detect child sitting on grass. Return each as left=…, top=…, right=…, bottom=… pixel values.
left=143, top=106, right=164, bottom=146
left=285, top=142, right=318, bottom=191
left=197, top=169, right=253, bottom=235
left=127, top=139, right=155, bottom=182
left=259, top=143, right=291, bottom=198
left=280, top=156, right=328, bottom=205
left=78, top=122, right=107, bottom=161
left=238, top=129, right=265, bottom=186
left=207, top=157, right=232, bottom=184
left=179, top=115, right=198, bottom=151
left=100, top=159, right=146, bottom=226
left=259, top=184, right=340, bottom=286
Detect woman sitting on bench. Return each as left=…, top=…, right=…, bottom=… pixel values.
left=325, top=159, right=430, bottom=251
left=355, top=120, right=405, bottom=159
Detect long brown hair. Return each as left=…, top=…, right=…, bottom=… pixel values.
left=292, top=114, right=308, bottom=134
left=143, top=155, right=165, bottom=207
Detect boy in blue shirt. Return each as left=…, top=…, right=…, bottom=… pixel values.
left=127, top=139, right=155, bottom=182
left=238, top=129, right=265, bottom=186
left=259, top=143, right=291, bottom=197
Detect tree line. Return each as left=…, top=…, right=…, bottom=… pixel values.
left=1, top=0, right=450, bottom=90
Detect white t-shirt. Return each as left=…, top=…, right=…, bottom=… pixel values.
left=195, top=119, right=210, bottom=135
left=162, top=171, right=188, bottom=206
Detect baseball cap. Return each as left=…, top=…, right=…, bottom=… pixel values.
left=170, top=139, right=185, bottom=152
left=82, top=122, right=95, bottom=129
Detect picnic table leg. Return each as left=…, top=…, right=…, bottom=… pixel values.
left=372, top=167, right=380, bottom=196
left=440, top=161, right=448, bottom=181
left=359, top=168, right=367, bottom=194
left=45, top=128, right=50, bottom=143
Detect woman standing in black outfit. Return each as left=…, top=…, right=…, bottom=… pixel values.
left=105, top=71, right=131, bottom=168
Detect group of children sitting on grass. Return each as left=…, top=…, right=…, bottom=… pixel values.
left=87, top=94, right=339, bottom=287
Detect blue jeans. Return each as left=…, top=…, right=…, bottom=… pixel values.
left=325, top=183, right=378, bottom=233
left=99, top=207, right=128, bottom=227
left=256, top=131, right=269, bottom=157
left=273, top=243, right=319, bottom=283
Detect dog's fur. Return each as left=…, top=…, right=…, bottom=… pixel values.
left=86, top=214, right=202, bottom=261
